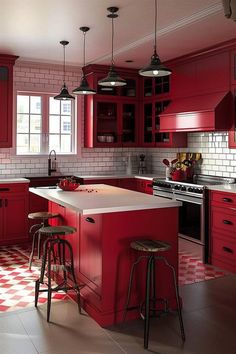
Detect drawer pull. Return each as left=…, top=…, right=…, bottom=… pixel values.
left=0, top=188, right=10, bottom=192
left=222, top=197, right=233, bottom=203
left=147, top=184, right=153, bottom=188
left=222, top=246, right=233, bottom=254
left=85, top=217, right=95, bottom=224
left=0, top=199, right=2, bottom=208
left=5, top=199, right=8, bottom=207
left=223, top=219, right=233, bottom=225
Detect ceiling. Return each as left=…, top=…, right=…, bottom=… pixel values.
left=0, top=0, right=235, bottom=69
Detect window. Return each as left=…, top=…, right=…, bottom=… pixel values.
left=16, top=92, right=76, bottom=155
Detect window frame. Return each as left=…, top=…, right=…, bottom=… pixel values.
left=15, top=91, right=77, bottom=156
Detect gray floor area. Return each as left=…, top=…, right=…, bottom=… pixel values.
left=0, top=273, right=236, bottom=354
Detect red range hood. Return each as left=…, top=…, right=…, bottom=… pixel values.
left=159, top=91, right=233, bottom=132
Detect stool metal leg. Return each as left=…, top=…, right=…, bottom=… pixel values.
left=123, top=255, right=147, bottom=322
left=156, top=256, right=185, bottom=342
left=144, top=255, right=154, bottom=349
left=29, top=229, right=39, bottom=270
left=35, top=279, right=40, bottom=307
left=66, top=240, right=82, bottom=314
left=47, top=243, right=53, bottom=322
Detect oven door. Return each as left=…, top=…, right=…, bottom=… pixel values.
left=174, top=193, right=205, bottom=245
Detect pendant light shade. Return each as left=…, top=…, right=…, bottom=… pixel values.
left=73, top=27, right=96, bottom=95
left=98, top=7, right=126, bottom=87
left=54, top=40, right=75, bottom=100
left=139, top=0, right=172, bottom=77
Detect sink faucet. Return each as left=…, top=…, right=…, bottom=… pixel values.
left=48, top=150, right=57, bottom=176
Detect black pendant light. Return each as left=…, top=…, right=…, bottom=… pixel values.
left=139, top=0, right=172, bottom=77
left=98, top=7, right=126, bottom=87
left=73, top=27, right=96, bottom=95
left=54, top=40, right=75, bottom=100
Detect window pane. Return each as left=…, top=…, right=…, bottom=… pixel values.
left=17, top=96, right=29, bottom=113
left=17, top=114, right=29, bottom=133
left=61, top=101, right=71, bottom=115
left=30, top=134, right=41, bottom=153
left=17, top=134, right=29, bottom=153
left=49, top=97, right=60, bottom=114
left=49, top=115, right=60, bottom=133
left=30, top=96, right=41, bottom=114
left=30, top=115, right=42, bottom=133
left=49, top=135, right=60, bottom=151
left=61, top=115, right=71, bottom=134
left=61, top=135, right=71, bottom=152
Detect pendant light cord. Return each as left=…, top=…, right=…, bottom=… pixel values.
left=63, top=43, right=66, bottom=85
left=111, top=15, right=114, bottom=66
left=154, top=0, right=157, bottom=55
left=83, top=30, right=86, bottom=68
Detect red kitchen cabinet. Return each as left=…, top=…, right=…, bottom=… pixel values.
left=136, top=179, right=153, bottom=194
left=140, top=76, right=187, bottom=147
left=141, top=99, right=187, bottom=147
left=228, top=88, right=236, bottom=148
left=119, top=178, right=137, bottom=191
left=84, top=64, right=140, bottom=148
left=0, top=54, right=18, bottom=148
left=170, top=51, right=230, bottom=99
left=209, top=190, right=236, bottom=273
left=0, top=183, right=29, bottom=245
left=82, top=178, right=120, bottom=187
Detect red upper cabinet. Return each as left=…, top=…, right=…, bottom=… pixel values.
left=84, top=64, right=140, bottom=148
left=0, top=54, right=18, bottom=148
left=170, top=50, right=230, bottom=99
left=140, top=76, right=187, bottom=147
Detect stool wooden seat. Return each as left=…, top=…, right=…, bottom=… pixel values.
left=35, top=225, right=81, bottom=322
left=28, top=212, right=59, bottom=269
left=124, top=239, right=185, bottom=349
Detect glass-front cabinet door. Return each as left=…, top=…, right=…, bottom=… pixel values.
left=121, top=103, right=137, bottom=146
left=142, top=99, right=171, bottom=146
left=95, top=101, right=118, bottom=146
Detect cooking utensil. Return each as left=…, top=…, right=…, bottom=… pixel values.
left=162, top=159, right=170, bottom=166
left=170, top=158, right=178, bottom=166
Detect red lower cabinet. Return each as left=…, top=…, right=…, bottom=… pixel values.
left=136, top=179, right=153, bottom=194
left=0, top=183, right=29, bottom=245
left=210, top=190, right=236, bottom=273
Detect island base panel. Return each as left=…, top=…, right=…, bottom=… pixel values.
left=77, top=207, right=179, bottom=327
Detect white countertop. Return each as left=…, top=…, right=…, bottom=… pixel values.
left=74, top=174, right=163, bottom=181
left=207, top=184, right=236, bottom=193
left=0, top=178, right=30, bottom=184
left=29, top=184, right=181, bottom=215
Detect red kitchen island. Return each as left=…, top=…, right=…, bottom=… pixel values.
left=30, top=184, right=181, bottom=327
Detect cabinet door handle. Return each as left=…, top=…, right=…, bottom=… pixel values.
left=223, top=219, right=233, bottom=225
left=0, top=199, right=2, bottom=208
left=147, top=184, right=153, bottom=188
left=0, top=188, right=9, bottom=192
left=222, top=246, right=233, bottom=254
left=222, top=197, right=233, bottom=203
left=5, top=199, right=8, bottom=207
left=85, top=217, right=95, bottom=224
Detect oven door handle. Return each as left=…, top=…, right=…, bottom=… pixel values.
left=173, top=194, right=203, bottom=205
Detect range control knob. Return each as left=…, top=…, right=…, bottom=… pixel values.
left=188, top=187, right=193, bottom=192
left=181, top=186, right=186, bottom=191
left=174, top=185, right=181, bottom=190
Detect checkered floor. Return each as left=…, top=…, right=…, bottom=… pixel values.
left=0, top=244, right=70, bottom=312
left=178, top=251, right=226, bottom=286
left=0, top=244, right=227, bottom=312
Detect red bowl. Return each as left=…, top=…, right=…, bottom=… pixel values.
left=58, top=182, right=80, bottom=191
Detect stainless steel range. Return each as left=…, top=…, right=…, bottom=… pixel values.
left=153, top=174, right=236, bottom=262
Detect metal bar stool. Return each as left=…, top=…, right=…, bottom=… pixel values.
left=28, top=212, right=59, bottom=269
left=123, top=239, right=185, bottom=349
left=34, top=225, right=81, bottom=322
